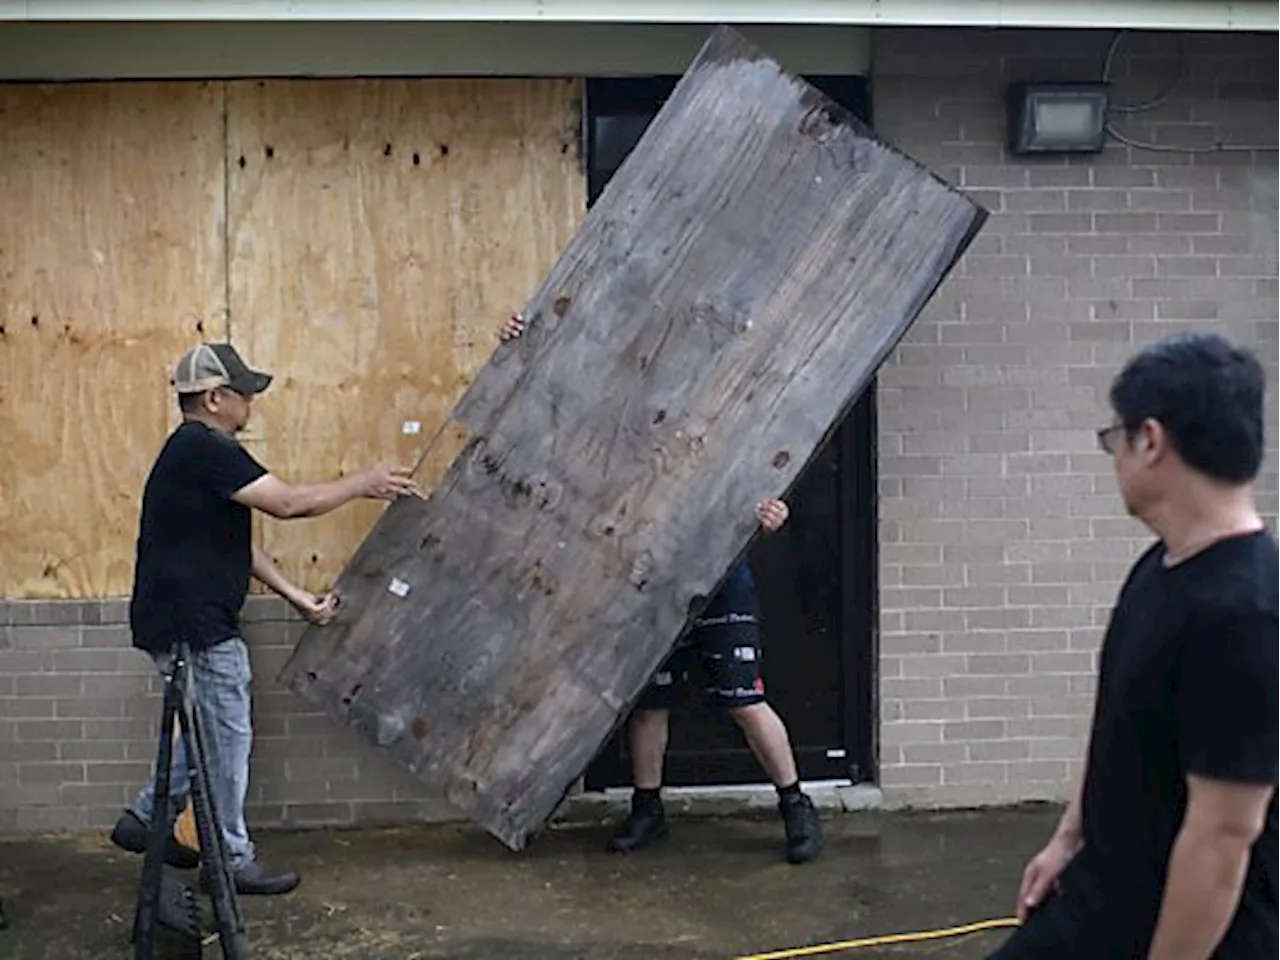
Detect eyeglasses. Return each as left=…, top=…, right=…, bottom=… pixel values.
left=1096, top=425, right=1128, bottom=455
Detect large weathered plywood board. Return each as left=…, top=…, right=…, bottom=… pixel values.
left=0, top=83, right=227, bottom=598
left=226, top=78, right=585, bottom=594
left=281, top=27, right=987, bottom=849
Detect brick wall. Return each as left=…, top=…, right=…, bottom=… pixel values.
left=873, top=28, right=1279, bottom=807
left=0, top=597, right=453, bottom=832
left=2, top=28, right=1277, bottom=834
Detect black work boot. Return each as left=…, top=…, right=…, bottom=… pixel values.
left=232, top=861, right=301, bottom=896
left=202, top=860, right=301, bottom=896
left=779, top=791, right=822, bottom=864
left=607, top=791, right=668, bottom=853
left=110, top=810, right=200, bottom=870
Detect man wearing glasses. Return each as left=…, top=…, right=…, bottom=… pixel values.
left=109, top=343, right=416, bottom=895
left=986, top=332, right=1277, bottom=959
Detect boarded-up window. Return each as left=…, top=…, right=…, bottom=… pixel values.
left=0, top=79, right=584, bottom=599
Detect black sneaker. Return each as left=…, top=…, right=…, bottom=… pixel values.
left=110, top=810, right=200, bottom=870
left=606, top=794, right=668, bottom=853
left=779, top=792, right=822, bottom=864
left=202, top=861, right=301, bottom=896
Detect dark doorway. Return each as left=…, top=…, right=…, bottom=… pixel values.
left=582, top=75, right=877, bottom=789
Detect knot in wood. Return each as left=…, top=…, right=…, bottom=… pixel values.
left=531, top=476, right=563, bottom=511
left=375, top=712, right=406, bottom=748
left=590, top=514, right=620, bottom=538
left=798, top=104, right=838, bottom=142
left=529, top=563, right=558, bottom=597
left=692, top=302, right=719, bottom=325
left=628, top=550, right=654, bottom=590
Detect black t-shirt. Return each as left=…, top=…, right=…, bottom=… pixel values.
left=1063, top=529, right=1278, bottom=958
left=129, top=421, right=268, bottom=654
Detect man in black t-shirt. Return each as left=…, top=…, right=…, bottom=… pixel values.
left=109, top=342, right=416, bottom=895
left=987, top=332, right=1277, bottom=960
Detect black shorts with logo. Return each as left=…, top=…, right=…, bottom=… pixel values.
left=637, top=561, right=767, bottom=711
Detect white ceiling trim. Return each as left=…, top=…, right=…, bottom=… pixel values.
left=1, top=0, right=1276, bottom=31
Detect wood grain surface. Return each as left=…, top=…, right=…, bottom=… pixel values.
left=226, top=78, right=584, bottom=593
left=0, top=82, right=226, bottom=598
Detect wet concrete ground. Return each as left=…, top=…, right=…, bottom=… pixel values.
left=0, top=805, right=1058, bottom=960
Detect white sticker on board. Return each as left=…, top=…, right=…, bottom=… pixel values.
left=388, top=577, right=411, bottom=598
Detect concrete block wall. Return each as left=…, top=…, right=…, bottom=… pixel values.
left=0, top=597, right=452, bottom=832
left=873, top=28, right=1279, bottom=807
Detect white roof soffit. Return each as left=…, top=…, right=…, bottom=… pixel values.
left=1, top=0, right=1276, bottom=32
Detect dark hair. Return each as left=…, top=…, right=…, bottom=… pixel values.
left=1109, top=332, right=1266, bottom=483
left=177, top=391, right=205, bottom=415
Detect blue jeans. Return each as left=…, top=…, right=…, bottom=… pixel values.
left=129, top=638, right=256, bottom=869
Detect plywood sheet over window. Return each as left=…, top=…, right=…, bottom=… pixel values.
left=0, top=83, right=227, bottom=599
left=226, top=79, right=584, bottom=593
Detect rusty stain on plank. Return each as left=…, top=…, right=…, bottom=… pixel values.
left=280, top=26, right=987, bottom=850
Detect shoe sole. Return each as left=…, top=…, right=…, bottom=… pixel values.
left=236, top=880, right=301, bottom=896
left=110, top=825, right=200, bottom=871
left=201, top=872, right=301, bottom=897
left=787, top=848, right=822, bottom=864
left=606, top=824, right=669, bottom=853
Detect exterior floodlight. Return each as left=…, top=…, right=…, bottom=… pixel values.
left=1007, top=82, right=1110, bottom=155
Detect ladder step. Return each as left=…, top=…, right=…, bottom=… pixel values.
left=134, top=645, right=245, bottom=960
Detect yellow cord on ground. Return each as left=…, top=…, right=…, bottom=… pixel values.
left=734, top=917, right=1020, bottom=960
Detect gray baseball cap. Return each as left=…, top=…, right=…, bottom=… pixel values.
left=171, top=343, right=273, bottom=396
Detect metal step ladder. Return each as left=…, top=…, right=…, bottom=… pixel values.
left=132, top=643, right=247, bottom=960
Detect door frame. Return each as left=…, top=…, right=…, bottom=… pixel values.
left=581, top=73, right=878, bottom=789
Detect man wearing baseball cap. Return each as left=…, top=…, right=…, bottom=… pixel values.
left=110, top=342, right=417, bottom=895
